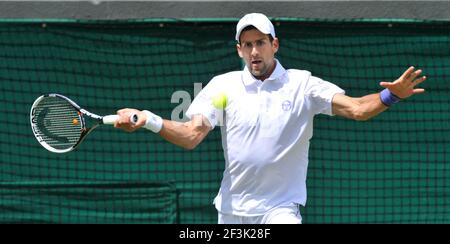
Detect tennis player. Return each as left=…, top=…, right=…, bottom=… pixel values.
left=114, top=13, right=426, bottom=224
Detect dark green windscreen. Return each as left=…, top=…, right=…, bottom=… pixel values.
left=0, top=19, right=448, bottom=223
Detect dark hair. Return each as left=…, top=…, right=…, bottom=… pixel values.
left=238, top=25, right=274, bottom=44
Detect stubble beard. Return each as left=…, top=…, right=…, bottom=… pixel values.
left=249, top=62, right=269, bottom=80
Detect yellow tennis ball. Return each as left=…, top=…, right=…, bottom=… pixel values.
left=212, top=93, right=228, bottom=110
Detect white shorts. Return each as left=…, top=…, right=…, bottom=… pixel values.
left=218, top=205, right=302, bottom=224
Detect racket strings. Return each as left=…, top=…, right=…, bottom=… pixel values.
left=33, top=97, right=83, bottom=150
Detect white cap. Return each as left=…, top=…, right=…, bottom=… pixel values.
left=235, top=13, right=275, bottom=42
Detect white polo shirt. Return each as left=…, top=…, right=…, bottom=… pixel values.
left=186, top=60, right=345, bottom=216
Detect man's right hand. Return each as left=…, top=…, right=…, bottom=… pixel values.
left=114, top=108, right=147, bottom=132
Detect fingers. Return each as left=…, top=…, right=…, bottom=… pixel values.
left=402, top=66, right=418, bottom=80
left=379, top=81, right=393, bottom=88
left=409, top=69, right=423, bottom=82
left=413, top=75, right=427, bottom=86
left=403, top=67, right=427, bottom=85
left=401, top=66, right=416, bottom=80
left=412, top=88, right=425, bottom=94
left=399, top=67, right=427, bottom=91
left=114, top=108, right=141, bottom=132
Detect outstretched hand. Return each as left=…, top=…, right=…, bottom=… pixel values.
left=379, top=66, right=426, bottom=99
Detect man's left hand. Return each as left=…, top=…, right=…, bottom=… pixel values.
left=379, top=66, right=427, bottom=99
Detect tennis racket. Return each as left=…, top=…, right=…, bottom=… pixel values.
left=30, top=93, right=137, bottom=153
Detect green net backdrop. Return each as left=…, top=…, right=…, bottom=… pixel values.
left=0, top=19, right=448, bottom=223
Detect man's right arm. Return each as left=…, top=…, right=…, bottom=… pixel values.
left=114, top=109, right=212, bottom=150
left=159, top=115, right=212, bottom=150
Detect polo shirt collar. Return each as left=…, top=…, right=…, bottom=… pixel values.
left=242, top=59, right=286, bottom=86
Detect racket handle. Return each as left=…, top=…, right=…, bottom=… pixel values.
left=102, top=114, right=139, bottom=125
left=130, top=113, right=138, bottom=124
left=102, top=115, right=119, bottom=125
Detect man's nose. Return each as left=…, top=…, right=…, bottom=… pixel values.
left=251, top=46, right=259, bottom=56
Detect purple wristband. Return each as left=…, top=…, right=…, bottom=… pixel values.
left=380, top=88, right=401, bottom=107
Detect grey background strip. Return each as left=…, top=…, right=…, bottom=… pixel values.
left=0, top=1, right=448, bottom=20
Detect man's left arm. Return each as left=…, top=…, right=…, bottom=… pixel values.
left=332, top=66, right=427, bottom=121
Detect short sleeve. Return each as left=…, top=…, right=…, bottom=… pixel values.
left=186, top=77, right=221, bottom=129
left=305, top=76, right=345, bottom=116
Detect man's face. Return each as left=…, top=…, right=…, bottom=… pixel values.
left=237, top=29, right=279, bottom=80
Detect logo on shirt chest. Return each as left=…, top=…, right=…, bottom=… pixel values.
left=282, top=100, right=292, bottom=111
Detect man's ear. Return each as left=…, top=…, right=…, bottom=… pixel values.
left=272, top=38, right=279, bottom=53
left=236, top=43, right=243, bottom=58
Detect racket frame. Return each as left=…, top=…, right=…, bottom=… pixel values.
left=30, top=93, right=108, bottom=153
